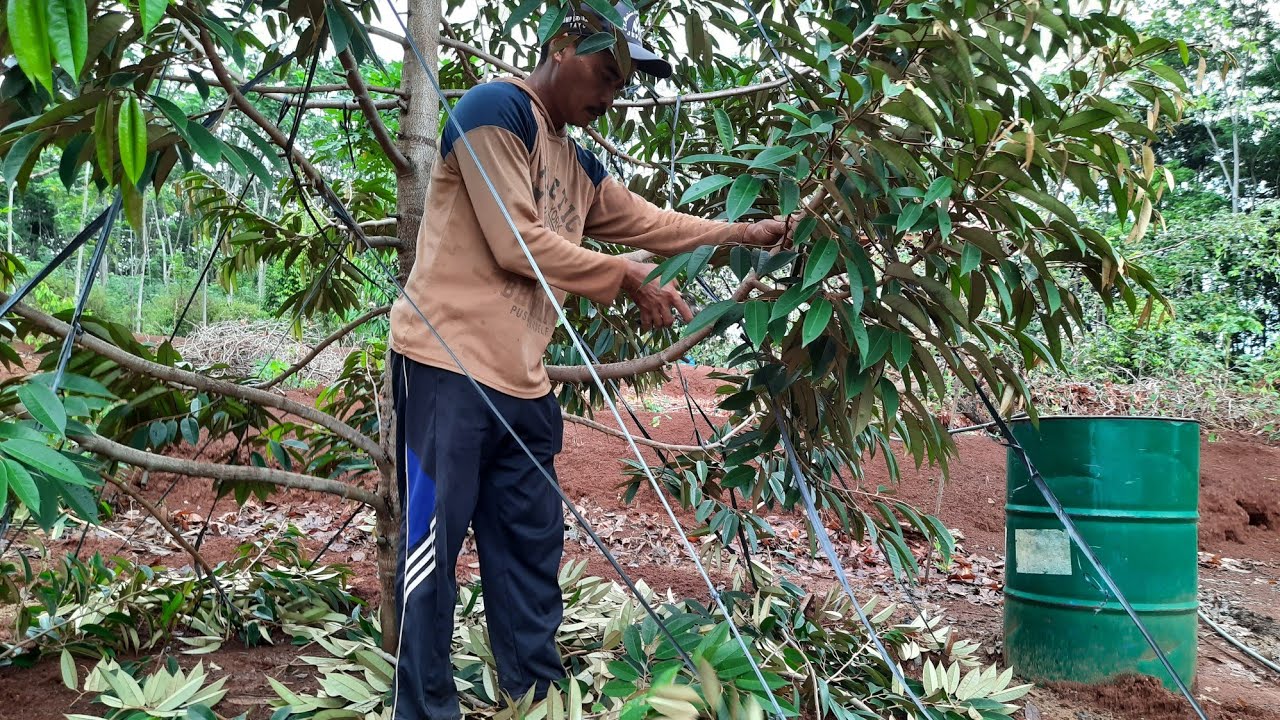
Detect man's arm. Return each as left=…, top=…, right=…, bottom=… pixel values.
left=583, top=176, right=750, bottom=255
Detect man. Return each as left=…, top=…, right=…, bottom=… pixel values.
left=386, top=3, right=789, bottom=718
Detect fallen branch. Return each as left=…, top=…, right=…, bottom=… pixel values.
left=257, top=304, right=391, bottom=390
left=101, top=471, right=217, bottom=577
left=0, top=291, right=388, bottom=469
left=75, top=432, right=386, bottom=513
left=339, top=49, right=412, bottom=175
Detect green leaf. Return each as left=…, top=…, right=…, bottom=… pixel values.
left=3, top=133, right=44, bottom=191
left=878, top=379, right=900, bottom=421
left=118, top=96, right=147, bottom=185
left=7, top=0, right=53, bottom=93
left=187, top=69, right=210, bottom=101
left=2, top=458, right=39, bottom=514
left=1, top=439, right=86, bottom=486
left=713, top=108, right=734, bottom=150
left=538, top=3, right=569, bottom=46
left=140, top=0, right=170, bottom=36
left=748, top=146, right=800, bottom=170
left=683, top=300, right=736, bottom=337
left=504, top=0, right=544, bottom=32
left=890, top=332, right=913, bottom=369
left=802, top=238, right=839, bottom=288
left=679, top=175, right=733, bottom=206
left=184, top=122, right=224, bottom=166
left=685, top=244, right=716, bottom=281
left=575, top=31, right=616, bottom=56
left=895, top=203, right=925, bottom=233
left=923, top=176, right=953, bottom=205
left=778, top=177, right=799, bottom=216
left=151, top=96, right=188, bottom=133
left=185, top=706, right=217, bottom=720
left=94, top=98, right=114, bottom=176
left=0, top=460, right=7, bottom=510
left=583, top=0, right=627, bottom=28
left=960, top=242, right=982, bottom=275
left=59, top=134, right=90, bottom=189
left=725, top=175, right=761, bottom=221
left=771, top=284, right=810, bottom=322
left=17, top=383, right=66, bottom=436
left=801, top=299, right=833, bottom=346
left=48, top=0, right=89, bottom=81
left=862, top=327, right=891, bottom=370
left=745, top=301, right=769, bottom=347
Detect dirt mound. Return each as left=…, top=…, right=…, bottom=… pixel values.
left=1199, top=433, right=1280, bottom=553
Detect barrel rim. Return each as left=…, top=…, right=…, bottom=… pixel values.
left=1009, top=414, right=1200, bottom=424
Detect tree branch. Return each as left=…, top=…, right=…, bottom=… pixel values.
left=370, top=27, right=787, bottom=109
left=339, top=49, right=412, bottom=175
left=545, top=276, right=755, bottom=382
left=257, top=304, right=391, bottom=390
left=76, top=432, right=386, bottom=513
left=586, top=127, right=662, bottom=169
left=362, top=235, right=404, bottom=249
left=0, top=291, right=389, bottom=469
left=162, top=76, right=406, bottom=96
left=563, top=410, right=760, bottom=452
left=615, top=79, right=790, bottom=108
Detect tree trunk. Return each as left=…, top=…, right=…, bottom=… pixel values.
left=376, top=0, right=442, bottom=653
left=76, top=167, right=91, bottom=298
left=6, top=183, right=14, bottom=254
left=1230, top=105, right=1240, bottom=214
left=136, top=200, right=149, bottom=334
left=258, top=260, right=266, bottom=305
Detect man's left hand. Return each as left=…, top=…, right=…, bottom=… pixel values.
left=742, top=216, right=794, bottom=249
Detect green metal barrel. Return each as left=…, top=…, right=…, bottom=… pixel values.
left=1003, top=416, right=1200, bottom=690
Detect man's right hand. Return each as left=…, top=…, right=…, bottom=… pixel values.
left=622, top=260, right=694, bottom=331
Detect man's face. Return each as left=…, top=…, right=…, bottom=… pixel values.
left=552, top=42, right=629, bottom=128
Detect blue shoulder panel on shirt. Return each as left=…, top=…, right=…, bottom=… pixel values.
left=573, top=141, right=608, bottom=187
left=440, top=82, right=538, bottom=160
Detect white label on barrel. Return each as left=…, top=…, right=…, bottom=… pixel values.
left=1015, top=529, right=1072, bottom=575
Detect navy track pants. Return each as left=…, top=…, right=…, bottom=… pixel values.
left=390, top=351, right=567, bottom=719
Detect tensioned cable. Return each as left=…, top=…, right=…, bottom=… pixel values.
left=718, top=3, right=937, bottom=714
left=383, top=6, right=786, bottom=716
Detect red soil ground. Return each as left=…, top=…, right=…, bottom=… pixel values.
left=2, top=359, right=1279, bottom=719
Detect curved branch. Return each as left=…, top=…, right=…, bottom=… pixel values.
left=546, top=276, right=755, bottom=382
left=0, top=291, right=388, bottom=468
left=586, top=127, right=662, bottom=170
left=614, top=79, right=790, bottom=108
left=162, top=76, right=406, bottom=96
left=76, top=433, right=386, bottom=513
left=375, top=27, right=788, bottom=110
left=362, top=235, right=404, bottom=249
left=257, top=304, right=391, bottom=390
left=339, top=49, right=412, bottom=175
left=563, top=410, right=761, bottom=453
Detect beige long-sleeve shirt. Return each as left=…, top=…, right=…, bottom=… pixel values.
left=389, top=77, right=747, bottom=398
